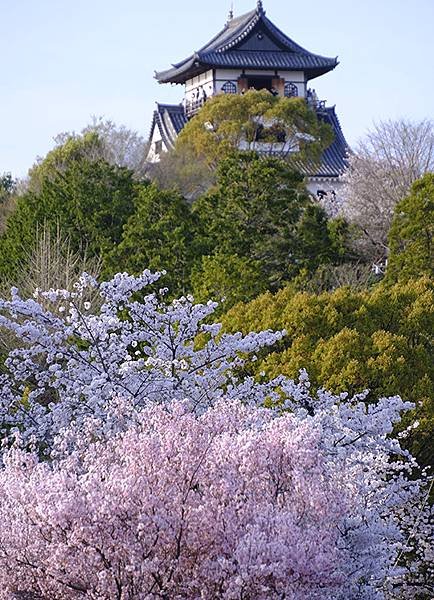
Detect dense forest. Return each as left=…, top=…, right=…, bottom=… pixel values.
left=0, top=93, right=433, bottom=598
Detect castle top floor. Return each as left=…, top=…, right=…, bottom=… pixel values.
left=155, top=2, right=338, bottom=116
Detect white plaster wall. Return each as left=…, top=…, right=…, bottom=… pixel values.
left=185, top=70, right=214, bottom=91
left=214, top=68, right=244, bottom=81
left=185, top=70, right=214, bottom=102
left=214, top=69, right=305, bottom=80
left=184, top=69, right=307, bottom=100
left=276, top=71, right=305, bottom=83
left=146, top=125, right=165, bottom=164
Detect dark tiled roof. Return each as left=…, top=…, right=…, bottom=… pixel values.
left=200, top=51, right=336, bottom=75
left=155, top=5, right=337, bottom=84
left=184, top=9, right=259, bottom=59
left=148, top=101, right=349, bottom=180
left=309, top=106, right=350, bottom=178
left=149, top=103, right=188, bottom=149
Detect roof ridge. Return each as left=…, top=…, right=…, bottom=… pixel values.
left=155, top=4, right=338, bottom=84
left=322, top=105, right=350, bottom=150
left=198, top=9, right=258, bottom=55
left=156, top=102, right=185, bottom=111
left=215, top=13, right=261, bottom=53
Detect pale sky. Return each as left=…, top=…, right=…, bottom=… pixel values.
left=1, top=0, right=433, bottom=177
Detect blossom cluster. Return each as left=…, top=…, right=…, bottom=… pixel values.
left=0, top=271, right=284, bottom=450
left=0, top=271, right=432, bottom=599
left=0, top=401, right=352, bottom=599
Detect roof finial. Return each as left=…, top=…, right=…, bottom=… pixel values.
left=228, top=2, right=234, bottom=21
left=257, top=0, right=264, bottom=13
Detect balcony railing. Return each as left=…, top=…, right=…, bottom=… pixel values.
left=184, top=92, right=327, bottom=119
left=306, top=93, right=326, bottom=112
left=185, top=97, right=207, bottom=118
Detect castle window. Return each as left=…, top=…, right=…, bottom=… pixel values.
left=284, top=82, right=298, bottom=98
left=154, top=140, right=163, bottom=155
left=222, top=81, right=237, bottom=94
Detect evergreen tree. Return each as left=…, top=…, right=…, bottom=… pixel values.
left=222, top=277, right=434, bottom=466
left=106, top=184, right=200, bottom=297
left=0, top=173, right=16, bottom=235
left=0, top=173, right=15, bottom=203
left=191, top=251, right=266, bottom=311
left=0, top=135, right=136, bottom=282
left=386, top=173, right=434, bottom=282
left=194, top=151, right=348, bottom=292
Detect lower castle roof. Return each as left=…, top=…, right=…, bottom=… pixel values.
left=149, top=103, right=349, bottom=180
left=301, top=106, right=349, bottom=179
left=149, top=103, right=188, bottom=150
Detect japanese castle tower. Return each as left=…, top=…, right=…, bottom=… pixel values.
left=147, top=1, right=349, bottom=198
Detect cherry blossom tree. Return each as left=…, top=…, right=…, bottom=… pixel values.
left=0, top=270, right=284, bottom=451
left=0, top=271, right=432, bottom=598
left=0, top=398, right=432, bottom=599
left=0, top=401, right=350, bottom=599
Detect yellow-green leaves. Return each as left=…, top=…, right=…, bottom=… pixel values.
left=387, top=173, right=434, bottom=282
left=222, top=277, right=434, bottom=463
left=176, top=91, right=333, bottom=169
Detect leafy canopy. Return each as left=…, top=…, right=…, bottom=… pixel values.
left=0, top=173, right=17, bottom=235
left=0, top=173, right=15, bottom=202
left=176, top=90, right=334, bottom=169
left=387, top=172, right=434, bottom=282
left=191, top=251, right=267, bottom=312
left=193, top=151, right=350, bottom=297
left=105, top=184, right=201, bottom=297
left=0, top=134, right=136, bottom=282
left=222, top=276, right=434, bottom=466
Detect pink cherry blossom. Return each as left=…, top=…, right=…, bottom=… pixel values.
left=0, top=271, right=431, bottom=598
left=0, top=400, right=370, bottom=599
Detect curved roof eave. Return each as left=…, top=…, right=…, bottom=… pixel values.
left=155, top=6, right=337, bottom=85
left=155, top=9, right=259, bottom=83
left=156, top=58, right=337, bottom=85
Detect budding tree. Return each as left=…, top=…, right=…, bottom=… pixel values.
left=55, top=117, right=149, bottom=179
left=342, top=118, right=434, bottom=263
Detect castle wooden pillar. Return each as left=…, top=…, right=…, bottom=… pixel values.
left=237, top=76, right=249, bottom=93
left=272, top=77, right=285, bottom=96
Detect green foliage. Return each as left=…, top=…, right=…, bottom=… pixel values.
left=387, top=173, right=434, bottom=282
left=112, top=151, right=350, bottom=302
left=193, top=152, right=349, bottom=293
left=26, top=133, right=103, bottom=192
left=0, top=173, right=15, bottom=202
left=176, top=90, right=333, bottom=169
left=0, top=173, right=17, bottom=235
left=290, top=263, right=378, bottom=294
left=191, top=252, right=267, bottom=312
left=222, top=277, right=434, bottom=465
left=0, top=136, right=136, bottom=282
left=106, top=184, right=200, bottom=297
left=0, top=136, right=348, bottom=305
left=147, top=146, right=214, bottom=201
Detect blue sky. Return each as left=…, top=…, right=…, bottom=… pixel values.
left=1, top=0, right=433, bottom=177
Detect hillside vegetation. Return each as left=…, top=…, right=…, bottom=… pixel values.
left=0, top=102, right=433, bottom=598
